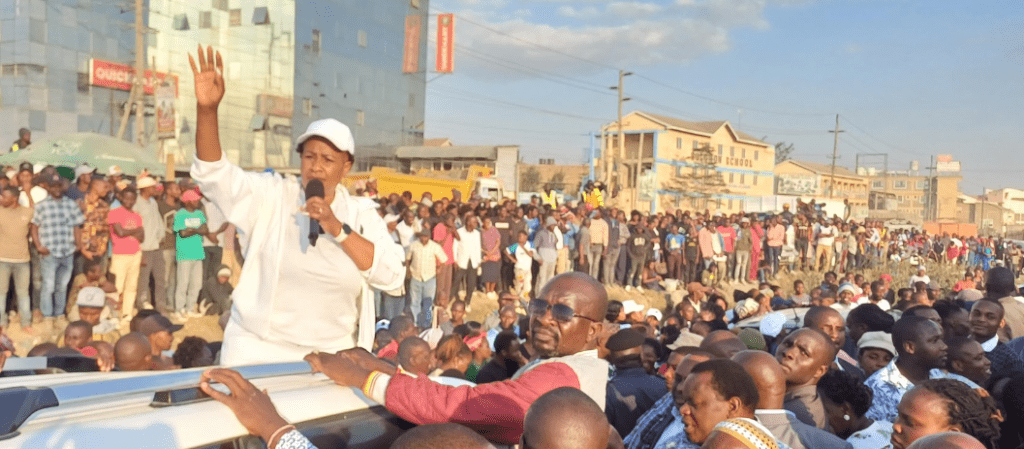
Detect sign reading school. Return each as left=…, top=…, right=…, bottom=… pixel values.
left=89, top=59, right=179, bottom=97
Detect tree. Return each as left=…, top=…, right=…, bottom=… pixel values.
left=663, top=143, right=729, bottom=211
left=520, top=166, right=541, bottom=192
left=775, top=141, right=795, bottom=164
left=549, top=171, right=565, bottom=189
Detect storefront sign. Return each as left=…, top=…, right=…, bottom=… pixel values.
left=776, top=174, right=819, bottom=196
left=257, top=94, right=293, bottom=118
left=436, top=14, right=455, bottom=73
left=89, top=59, right=179, bottom=96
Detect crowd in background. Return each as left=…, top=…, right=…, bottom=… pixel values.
left=4, top=161, right=1024, bottom=449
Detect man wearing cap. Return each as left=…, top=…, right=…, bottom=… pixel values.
left=139, top=313, right=182, bottom=370
left=31, top=172, right=85, bottom=323
left=65, top=164, right=94, bottom=202
left=70, top=286, right=120, bottom=344
left=605, top=329, right=668, bottom=437
left=908, top=265, right=930, bottom=289
left=188, top=47, right=404, bottom=364
left=173, top=189, right=208, bottom=318
left=134, top=176, right=168, bottom=314
left=200, top=265, right=235, bottom=316
left=106, top=165, right=124, bottom=203
left=0, top=185, right=33, bottom=330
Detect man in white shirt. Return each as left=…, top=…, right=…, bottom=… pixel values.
left=453, top=216, right=482, bottom=303
left=133, top=176, right=168, bottom=314
left=407, top=232, right=449, bottom=328
left=395, top=209, right=417, bottom=256
left=813, top=218, right=836, bottom=272
left=909, top=265, right=930, bottom=288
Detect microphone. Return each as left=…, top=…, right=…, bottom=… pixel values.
left=305, top=179, right=325, bottom=247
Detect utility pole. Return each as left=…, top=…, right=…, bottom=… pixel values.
left=827, top=114, right=844, bottom=198
left=116, top=0, right=145, bottom=143
left=924, top=156, right=936, bottom=221
left=607, top=70, right=631, bottom=204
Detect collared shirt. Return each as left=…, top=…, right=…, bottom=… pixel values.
left=395, top=221, right=416, bottom=254
left=606, top=366, right=669, bottom=438
left=134, top=196, right=164, bottom=251
left=590, top=218, right=609, bottom=245
left=192, top=155, right=404, bottom=364
left=32, top=195, right=85, bottom=258
left=624, top=393, right=699, bottom=449
left=80, top=196, right=110, bottom=254
left=782, top=384, right=828, bottom=430
left=982, top=335, right=999, bottom=352
left=864, top=358, right=979, bottom=422
left=755, top=409, right=846, bottom=449
left=847, top=420, right=893, bottom=449
left=454, top=227, right=481, bottom=269
left=768, top=224, right=786, bottom=247
left=408, top=239, right=448, bottom=281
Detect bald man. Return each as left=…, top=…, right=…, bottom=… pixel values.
left=522, top=387, right=610, bottom=449
left=391, top=423, right=496, bottom=449
left=732, top=351, right=852, bottom=449
left=699, top=330, right=747, bottom=359
left=305, top=272, right=609, bottom=445
left=775, top=328, right=835, bottom=430
left=114, top=332, right=153, bottom=371
left=803, top=306, right=864, bottom=379
left=622, top=352, right=712, bottom=449
left=906, top=432, right=986, bottom=449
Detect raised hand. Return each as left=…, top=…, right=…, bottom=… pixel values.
left=188, top=45, right=225, bottom=111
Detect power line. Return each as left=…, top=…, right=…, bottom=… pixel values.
left=633, top=74, right=834, bottom=118
left=428, top=87, right=608, bottom=122
left=452, top=15, right=620, bottom=71
left=840, top=115, right=927, bottom=158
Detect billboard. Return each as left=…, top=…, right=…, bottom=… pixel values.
left=436, top=14, right=455, bottom=73
left=776, top=174, right=819, bottom=196
left=403, top=15, right=421, bottom=73
left=936, top=154, right=961, bottom=173
left=89, top=59, right=179, bottom=96
left=155, top=81, right=176, bottom=140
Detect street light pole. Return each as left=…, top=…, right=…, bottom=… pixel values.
left=609, top=70, right=631, bottom=205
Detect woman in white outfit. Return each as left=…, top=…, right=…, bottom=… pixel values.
left=188, top=46, right=404, bottom=365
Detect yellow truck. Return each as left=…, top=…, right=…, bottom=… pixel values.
left=344, top=165, right=508, bottom=201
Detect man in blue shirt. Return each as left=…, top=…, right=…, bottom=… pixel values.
left=30, top=173, right=85, bottom=320
left=606, top=329, right=667, bottom=437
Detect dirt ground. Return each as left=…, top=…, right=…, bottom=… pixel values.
left=6, top=259, right=1015, bottom=357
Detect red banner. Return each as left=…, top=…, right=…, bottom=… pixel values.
left=89, top=59, right=179, bottom=96
left=436, top=14, right=454, bottom=73
left=403, top=15, right=421, bottom=73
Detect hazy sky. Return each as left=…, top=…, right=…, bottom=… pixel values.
left=423, top=0, right=1024, bottom=194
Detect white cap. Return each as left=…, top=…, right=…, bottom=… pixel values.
left=622, top=300, right=645, bottom=315
left=384, top=213, right=400, bottom=223
left=645, top=309, right=663, bottom=322
left=136, top=176, right=158, bottom=189
left=74, top=164, right=95, bottom=179
left=107, top=165, right=123, bottom=176
left=295, top=119, right=355, bottom=155
left=838, top=283, right=858, bottom=296
left=77, top=286, right=106, bottom=308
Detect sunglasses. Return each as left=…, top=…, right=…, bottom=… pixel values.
left=529, top=299, right=598, bottom=324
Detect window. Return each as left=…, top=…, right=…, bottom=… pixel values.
left=358, top=30, right=367, bottom=48
left=29, top=19, right=44, bottom=44
left=173, top=14, right=190, bottom=30
left=916, top=180, right=928, bottom=190
left=753, top=175, right=758, bottom=186
left=356, top=110, right=365, bottom=126
left=718, top=144, right=723, bottom=158
left=872, top=180, right=884, bottom=189
left=212, top=0, right=228, bottom=10
left=229, top=9, right=241, bottom=26
left=894, top=180, right=907, bottom=189
left=676, top=138, right=682, bottom=149
left=919, top=196, right=926, bottom=204
left=692, top=140, right=699, bottom=150
left=252, top=7, right=270, bottom=24
left=754, top=150, right=759, bottom=161
left=409, top=93, right=416, bottom=107
left=742, top=148, right=746, bottom=159
left=199, top=11, right=212, bottom=29
left=77, top=72, right=90, bottom=93
left=730, top=146, right=735, bottom=157
left=302, top=98, right=312, bottom=116
left=29, top=110, right=45, bottom=131
left=675, top=166, right=681, bottom=176
left=311, top=29, right=321, bottom=53
left=740, top=173, right=745, bottom=184
left=728, top=199, right=734, bottom=209
left=692, top=167, right=698, bottom=176
left=729, top=173, right=734, bottom=183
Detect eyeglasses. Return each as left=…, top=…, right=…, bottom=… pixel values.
left=529, top=299, right=598, bottom=324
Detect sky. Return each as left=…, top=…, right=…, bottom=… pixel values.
left=421, top=0, right=1024, bottom=194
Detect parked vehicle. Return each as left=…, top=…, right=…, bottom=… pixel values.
left=0, top=361, right=475, bottom=449
left=344, top=165, right=509, bottom=202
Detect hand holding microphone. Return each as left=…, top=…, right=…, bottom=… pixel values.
left=305, top=179, right=337, bottom=246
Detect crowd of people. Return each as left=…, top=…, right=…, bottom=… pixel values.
left=3, top=46, right=1024, bottom=449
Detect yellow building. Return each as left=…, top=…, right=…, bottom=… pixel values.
left=866, top=172, right=962, bottom=222
left=597, top=111, right=774, bottom=214
left=774, top=160, right=869, bottom=218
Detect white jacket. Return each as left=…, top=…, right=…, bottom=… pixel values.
left=192, top=156, right=404, bottom=363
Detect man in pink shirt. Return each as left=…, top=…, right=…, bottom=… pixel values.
left=107, top=188, right=145, bottom=319
left=432, top=213, right=459, bottom=305
left=698, top=221, right=715, bottom=271
left=766, top=216, right=786, bottom=277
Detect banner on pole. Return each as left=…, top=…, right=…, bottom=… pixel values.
left=155, top=81, right=176, bottom=140
left=403, top=15, right=421, bottom=73
left=436, top=14, right=454, bottom=73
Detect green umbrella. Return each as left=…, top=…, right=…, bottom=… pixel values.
left=0, top=132, right=164, bottom=176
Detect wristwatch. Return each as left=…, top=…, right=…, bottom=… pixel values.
left=334, top=222, right=353, bottom=244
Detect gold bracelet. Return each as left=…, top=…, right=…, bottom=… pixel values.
left=267, top=424, right=295, bottom=449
